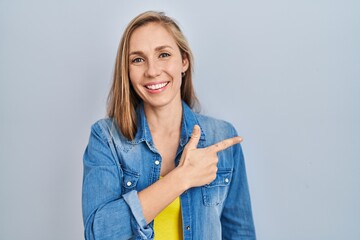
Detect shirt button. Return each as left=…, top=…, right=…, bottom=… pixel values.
left=186, top=226, right=190, bottom=230
left=154, top=160, right=160, bottom=165
left=126, top=181, right=132, bottom=187
left=225, top=178, right=229, bottom=183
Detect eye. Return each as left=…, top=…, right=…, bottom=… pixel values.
left=131, top=57, right=144, bottom=63
left=159, top=52, right=170, bottom=58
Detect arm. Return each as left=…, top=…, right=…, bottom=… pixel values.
left=221, top=127, right=256, bottom=239
left=82, top=122, right=153, bottom=239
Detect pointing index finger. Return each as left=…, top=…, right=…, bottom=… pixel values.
left=207, top=136, right=242, bottom=153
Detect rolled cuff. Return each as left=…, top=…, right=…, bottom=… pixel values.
left=123, top=190, right=154, bottom=239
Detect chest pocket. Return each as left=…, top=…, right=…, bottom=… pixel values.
left=122, top=168, right=140, bottom=194
left=201, top=169, right=233, bottom=206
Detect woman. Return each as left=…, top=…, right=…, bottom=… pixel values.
left=82, top=11, right=256, bottom=240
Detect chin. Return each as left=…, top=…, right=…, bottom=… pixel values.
left=143, top=95, right=181, bottom=109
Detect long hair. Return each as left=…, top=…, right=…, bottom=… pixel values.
left=107, top=11, right=199, bottom=140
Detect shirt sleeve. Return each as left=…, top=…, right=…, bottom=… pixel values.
left=82, top=122, right=153, bottom=240
left=220, top=126, right=256, bottom=239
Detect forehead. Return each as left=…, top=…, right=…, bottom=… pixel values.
left=129, top=22, right=178, bottom=52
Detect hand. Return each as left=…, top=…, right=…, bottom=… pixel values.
left=178, top=125, right=242, bottom=189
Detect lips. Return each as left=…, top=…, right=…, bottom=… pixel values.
left=145, top=81, right=169, bottom=91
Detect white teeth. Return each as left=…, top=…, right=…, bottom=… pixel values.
left=146, top=82, right=168, bottom=90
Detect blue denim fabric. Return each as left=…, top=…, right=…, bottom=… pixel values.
left=82, top=102, right=256, bottom=240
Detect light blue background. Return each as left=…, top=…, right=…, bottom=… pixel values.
left=1, top=0, right=359, bottom=239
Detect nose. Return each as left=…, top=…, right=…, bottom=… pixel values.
left=145, top=59, right=161, bottom=78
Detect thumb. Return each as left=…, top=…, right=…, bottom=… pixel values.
left=186, top=125, right=201, bottom=150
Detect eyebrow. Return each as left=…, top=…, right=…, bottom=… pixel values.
left=129, top=45, right=174, bottom=56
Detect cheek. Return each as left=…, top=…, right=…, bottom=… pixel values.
left=129, top=67, right=141, bottom=84
left=128, top=72, right=140, bottom=94
left=167, top=59, right=184, bottom=76
left=129, top=78, right=143, bottom=98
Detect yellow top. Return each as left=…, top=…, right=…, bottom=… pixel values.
left=153, top=178, right=183, bottom=240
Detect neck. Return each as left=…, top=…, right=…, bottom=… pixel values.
left=144, top=99, right=183, bottom=135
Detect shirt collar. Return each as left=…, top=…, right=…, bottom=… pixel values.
left=179, top=101, right=206, bottom=146
left=130, top=101, right=206, bottom=146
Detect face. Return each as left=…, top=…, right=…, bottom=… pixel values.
left=128, top=22, right=189, bottom=110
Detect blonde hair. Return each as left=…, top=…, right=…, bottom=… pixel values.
left=107, top=11, right=199, bottom=140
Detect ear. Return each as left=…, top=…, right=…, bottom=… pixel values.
left=182, top=53, right=189, bottom=73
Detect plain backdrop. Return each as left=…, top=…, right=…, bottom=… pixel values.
left=1, top=0, right=359, bottom=239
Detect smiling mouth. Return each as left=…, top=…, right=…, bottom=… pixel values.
left=145, top=82, right=169, bottom=90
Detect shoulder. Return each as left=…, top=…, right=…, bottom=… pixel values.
left=88, top=118, right=135, bottom=154
left=91, top=118, right=113, bottom=135
left=194, top=112, right=238, bottom=142
left=90, top=118, right=126, bottom=143
left=91, top=118, right=115, bottom=130
left=193, top=113, right=244, bottom=168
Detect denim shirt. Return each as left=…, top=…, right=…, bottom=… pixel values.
left=82, top=102, right=256, bottom=240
